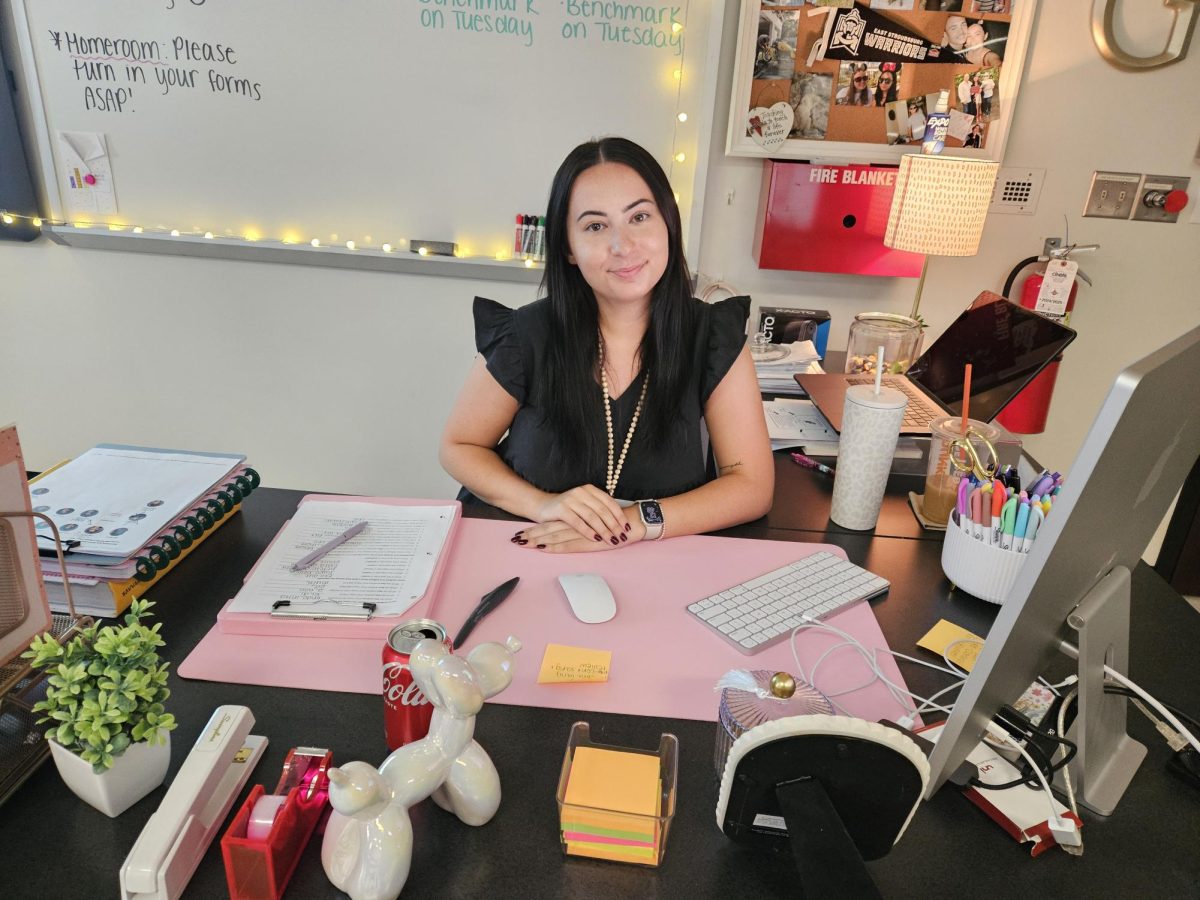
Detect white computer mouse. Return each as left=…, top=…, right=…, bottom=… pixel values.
left=557, top=573, right=617, bottom=624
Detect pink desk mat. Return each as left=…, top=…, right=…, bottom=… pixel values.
left=180, top=518, right=915, bottom=724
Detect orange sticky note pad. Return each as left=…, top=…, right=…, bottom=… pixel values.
left=563, top=746, right=660, bottom=815
left=537, top=644, right=612, bottom=684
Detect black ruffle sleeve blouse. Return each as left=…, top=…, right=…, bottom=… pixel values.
left=459, top=294, right=750, bottom=504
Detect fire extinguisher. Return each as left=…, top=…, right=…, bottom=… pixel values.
left=996, top=242, right=1097, bottom=434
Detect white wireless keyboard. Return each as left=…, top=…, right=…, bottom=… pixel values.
left=686, top=552, right=889, bottom=655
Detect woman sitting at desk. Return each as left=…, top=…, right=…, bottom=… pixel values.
left=440, top=137, right=773, bottom=552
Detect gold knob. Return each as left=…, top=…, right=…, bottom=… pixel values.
left=769, top=672, right=796, bottom=699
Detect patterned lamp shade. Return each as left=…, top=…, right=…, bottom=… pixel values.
left=883, top=155, right=1000, bottom=256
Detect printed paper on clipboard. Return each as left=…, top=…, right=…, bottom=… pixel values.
left=224, top=500, right=456, bottom=618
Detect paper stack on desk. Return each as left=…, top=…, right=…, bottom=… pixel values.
left=762, top=398, right=839, bottom=451
left=754, top=341, right=823, bottom=394
left=34, top=445, right=257, bottom=618
left=224, top=498, right=456, bottom=620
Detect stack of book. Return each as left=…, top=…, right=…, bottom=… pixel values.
left=33, top=445, right=259, bottom=618
left=559, top=745, right=663, bottom=865
left=753, top=340, right=823, bottom=395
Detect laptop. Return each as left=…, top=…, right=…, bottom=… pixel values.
left=796, top=293, right=1077, bottom=435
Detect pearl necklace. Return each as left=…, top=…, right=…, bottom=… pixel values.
left=599, top=335, right=648, bottom=496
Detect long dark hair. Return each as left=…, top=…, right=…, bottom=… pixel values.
left=539, top=137, right=695, bottom=464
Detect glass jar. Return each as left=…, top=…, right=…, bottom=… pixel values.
left=844, top=313, right=923, bottom=375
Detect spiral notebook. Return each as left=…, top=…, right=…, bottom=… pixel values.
left=40, top=466, right=262, bottom=618
left=29, top=444, right=247, bottom=560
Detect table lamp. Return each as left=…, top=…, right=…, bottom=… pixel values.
left=883, top=154, right=1000, bottom=320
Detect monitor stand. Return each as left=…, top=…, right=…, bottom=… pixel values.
left=1057, top=565, right=1147, bottom=816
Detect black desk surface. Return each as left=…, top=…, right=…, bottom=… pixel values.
left=3, top=482, right=1198, bottom=899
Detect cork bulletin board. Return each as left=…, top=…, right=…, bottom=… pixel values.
left=726, top=1, right=1036, bottom=164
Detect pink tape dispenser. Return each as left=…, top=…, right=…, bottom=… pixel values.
left=221, top=746, right=333, bottom=900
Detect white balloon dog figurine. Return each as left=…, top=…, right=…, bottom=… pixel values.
left=321, top=635, right=522, bottom=900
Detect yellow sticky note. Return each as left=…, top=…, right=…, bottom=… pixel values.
left=917, top=619, right=984, bottom=672
left=537, top=643, right=611, bottom=684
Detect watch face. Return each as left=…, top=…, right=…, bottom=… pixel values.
left=641, top=501, right=664, bottom=525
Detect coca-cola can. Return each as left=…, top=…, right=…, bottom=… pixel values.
left=382, top=618, right=450, bottom=750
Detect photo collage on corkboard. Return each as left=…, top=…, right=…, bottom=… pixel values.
left=748, top=1, right=1013, bottom=150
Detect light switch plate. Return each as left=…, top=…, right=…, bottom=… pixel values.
left=1131, top=174, right=1191, bottom=223
left=1083, top=171, right=1140, bottom=219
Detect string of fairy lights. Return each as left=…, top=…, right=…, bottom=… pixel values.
left=1, top=21, right=693, bottom=266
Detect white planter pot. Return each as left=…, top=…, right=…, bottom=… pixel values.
left=49, top=733, right=171, bottom=817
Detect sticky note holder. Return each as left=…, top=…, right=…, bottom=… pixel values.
left=556, top=721, right=678, bottom=867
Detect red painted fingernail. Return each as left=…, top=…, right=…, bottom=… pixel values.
left=537, top=544, right=546, bottom=549
left=516, top=539, right=528, bottom=545
left=625, top=523, right=631, bottom=532
left=619, top=533, right=627, bottom=542
left=594, top=534, right=602, bottom=542
left=610, top=536, right=618, bottom=545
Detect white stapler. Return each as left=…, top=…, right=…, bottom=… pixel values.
left=119, top=705, right=268, bottom=900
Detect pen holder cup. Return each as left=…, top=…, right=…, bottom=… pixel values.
left=940, top=521, right=1027, bottom=605
left=556, top=721, right=677, bottom=867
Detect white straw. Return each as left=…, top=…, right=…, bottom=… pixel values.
left=874, top=344, right=885, bottom=395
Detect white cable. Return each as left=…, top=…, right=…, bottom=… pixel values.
left=941, top=637, right=982, bottom=677
left=1038, top=676, right=1062, bottom=697
left=1059, top=639, right=1200, bottom=757
left=795, top=629, right=912, bottom=716
left=791, top=617, right=965, bottom=721
left=1056, top=689, right=1080, bottom=818
left=984, top=722, right=1062, bottom=825
left=794, top=620, right=914, bottom=714
left=1102, top=664, right=1200, bottom=756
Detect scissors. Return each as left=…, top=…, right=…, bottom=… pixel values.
left=948, top=427, right=1000, bottom=483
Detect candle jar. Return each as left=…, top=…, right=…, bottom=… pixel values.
left=845, top=313, right=923, bottom=375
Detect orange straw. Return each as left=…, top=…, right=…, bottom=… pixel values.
left=961, top=363, right=973, bottom=436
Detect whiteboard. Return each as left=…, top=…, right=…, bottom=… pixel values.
left=8, top=0, right=722, bottom=270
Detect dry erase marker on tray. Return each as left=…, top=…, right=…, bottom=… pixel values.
left=518, top=215, right=530, bottom=256
left=514, top=215, right=523, bottom=255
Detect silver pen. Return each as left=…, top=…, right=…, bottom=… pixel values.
left=291, top=520, right=368, bottom=571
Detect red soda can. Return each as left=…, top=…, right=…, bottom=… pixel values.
left=382, top=618, right=450, bottom=750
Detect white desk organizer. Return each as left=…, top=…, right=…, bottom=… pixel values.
left=940, top=520, right=1026, bottom=605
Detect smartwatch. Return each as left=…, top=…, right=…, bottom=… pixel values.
left=637, top=499, right=665, bottom=541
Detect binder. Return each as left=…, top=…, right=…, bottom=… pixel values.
left=43, top=504, right=240, bottom=618
left=30, top=444, right=247, bottom=561
left=40, top=465, right=262, bottom=618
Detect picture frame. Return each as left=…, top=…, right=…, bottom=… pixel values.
left=726, top=0, right=1037, bottom=163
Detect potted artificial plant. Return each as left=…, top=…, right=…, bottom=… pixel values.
left=23, top=598, right=177, bottom=817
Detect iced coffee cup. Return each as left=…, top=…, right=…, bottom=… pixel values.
left=923, top=417, right=1000, bottom=525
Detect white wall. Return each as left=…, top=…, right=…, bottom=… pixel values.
left=2, top=0, right=1198, bottom=496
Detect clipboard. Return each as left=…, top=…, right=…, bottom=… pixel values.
left=216, top=496, right=462, bottom=639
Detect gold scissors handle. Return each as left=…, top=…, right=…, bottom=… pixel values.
left=948, top=429, right=999, bottom=482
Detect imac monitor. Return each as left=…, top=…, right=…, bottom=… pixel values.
left=926, top=324, right=1200, bottom=815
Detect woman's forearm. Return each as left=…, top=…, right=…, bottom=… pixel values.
left=655, top=465, right=775, bottom=538
left=439, top=442, right=551, bottom=521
